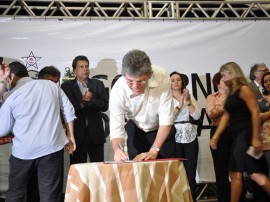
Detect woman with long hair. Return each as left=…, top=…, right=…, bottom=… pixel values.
left=210, top=62, right=270, bottom=202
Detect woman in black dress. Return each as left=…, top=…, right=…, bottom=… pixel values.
left=210, top=62, right=270, bottom=202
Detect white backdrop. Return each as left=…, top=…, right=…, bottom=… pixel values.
left=1, top=20, right=270, bottom=183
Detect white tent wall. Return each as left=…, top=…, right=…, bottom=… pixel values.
left=0, top=20, right=270, bottom=184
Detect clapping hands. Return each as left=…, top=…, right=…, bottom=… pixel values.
left=182, top=88, right=191, bottom=103
left=82, top=88, right=93, bottom=105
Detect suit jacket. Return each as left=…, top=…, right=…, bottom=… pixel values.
left=249, top=81, right=262, bottom=97
left=61, top=78, right=109, bottom=146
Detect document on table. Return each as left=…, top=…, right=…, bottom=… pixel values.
left=103, top=158, right=187, bottom=164
left=104, top=160, right=137, bottom=164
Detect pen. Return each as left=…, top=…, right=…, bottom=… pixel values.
left=118, top=143, right=129, bottom=160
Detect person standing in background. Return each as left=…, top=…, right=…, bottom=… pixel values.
left=109, top=49, right=175, bottom=162
left=206, top=72, right=232, bottom=202
left=0, top=63, right=76, bottom=202
left=2, top=62, right=33, bottom=102
left=257, top=72, right=270, bottom=176
left=38, top=65, right=61, bottom=83
left=210, top=62, right=270, bottom=202
left=170, top=71, right=200, bottom=201
left=248, top=63, right=270, bottom=202
left=26, top=65, right=63, bottom=202
left=0, top=63, right=9, bottom=106
left=61, top=55, right=109, bottom=164
left=249, top=63, right=269, bottom=97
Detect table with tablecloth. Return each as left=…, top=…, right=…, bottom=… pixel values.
left=65, top=159, right=192, bottom=202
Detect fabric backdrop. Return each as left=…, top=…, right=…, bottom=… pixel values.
left=0, top=20, right=270, bottom=184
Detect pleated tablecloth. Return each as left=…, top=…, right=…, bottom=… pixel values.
left=65, top=159, right=193, bottom=202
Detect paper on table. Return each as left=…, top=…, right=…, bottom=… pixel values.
left=103, top=158, right=187, bottom=164
left=104, top=160, right=137, bottom=164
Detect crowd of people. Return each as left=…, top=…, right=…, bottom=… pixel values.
left=1, top=49, right=270, bottom=202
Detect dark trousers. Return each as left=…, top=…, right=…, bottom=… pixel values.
left=210, top=126, right=232, bottom=202
left=25, top=171, right=40, bottom=202
left=175, top=137, right=199, bottom=202
left=6, top=149, right=64, bottom=202
left=70, top=143, right=104, bottom=164
left=70, top=127, right=104, bottom=164
left=125, top=120, right=175, bottom=160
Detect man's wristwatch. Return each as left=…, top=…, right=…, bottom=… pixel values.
left=151, top=145, right=160, bottom=153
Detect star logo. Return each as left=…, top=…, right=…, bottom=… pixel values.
left=22, top=51, right=41, bottom=69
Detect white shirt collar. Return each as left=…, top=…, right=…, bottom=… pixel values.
left=254, top=80, right=260, bottom=87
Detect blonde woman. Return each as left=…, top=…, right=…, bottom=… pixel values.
left=170, top=71, right=201, bottom=201
left=210, top=62, right=270, bottom=202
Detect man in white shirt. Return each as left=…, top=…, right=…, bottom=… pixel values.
left=109, top=49, right=175, bottom=161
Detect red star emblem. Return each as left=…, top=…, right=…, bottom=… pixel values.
left=22, top=51, right=41, bottom=69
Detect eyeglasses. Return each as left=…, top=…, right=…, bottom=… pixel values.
left=256, top=69, right=269, bottom=73
left=125, top=78, right=147, bottom=86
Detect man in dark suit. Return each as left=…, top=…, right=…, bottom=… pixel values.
left=249, top=63, right=269, bottom=97
left=61, top=55, right=108, bottom=164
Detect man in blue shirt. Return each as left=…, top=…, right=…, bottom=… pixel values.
left=0, top=62, right=76, bottom=202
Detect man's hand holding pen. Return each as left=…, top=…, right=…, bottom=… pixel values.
left=116, top=143, right=129, bottom=161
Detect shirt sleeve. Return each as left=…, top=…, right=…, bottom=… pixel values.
left=157, top=72, right=174, bottom=126
left=58, top=87, right=76, bottom=123
left=190, top=96, right=201, bottom=120
left=109, top=79, right=127, bottom=140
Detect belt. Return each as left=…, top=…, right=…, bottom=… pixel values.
left=174, top=121, right=192, bottom=124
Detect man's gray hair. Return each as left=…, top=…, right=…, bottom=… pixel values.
left=121, top=49, right=152, bottom=77
left=249, top=63, right=267, bottom=81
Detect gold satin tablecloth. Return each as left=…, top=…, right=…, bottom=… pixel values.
left=65, top=159, right=193, bottom=202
